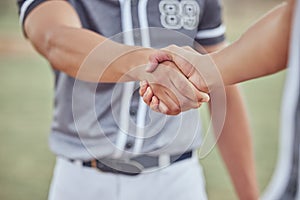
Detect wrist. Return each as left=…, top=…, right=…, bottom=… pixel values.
left=109, top=45, right=155, bottom=82
left=191, top=53, right=225, bottom=92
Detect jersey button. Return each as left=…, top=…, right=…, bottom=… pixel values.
left=134, top=31, right=140, bottom=39
left=125, top=141, right=134, bottom=149
left=129, top=109, right=137, bottom=116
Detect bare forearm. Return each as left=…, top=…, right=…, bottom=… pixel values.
left=212, top=1, right=294, bottom=85
left=25, top=0, right=153, bottom=83
left=216, top=86, right=258, bottom=200
left=44, top=27, right=153, bottom=82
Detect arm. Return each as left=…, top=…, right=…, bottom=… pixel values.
left=147, top=0, right=294, bottom=91
left=23, top=0, right=151, bottom=82
left=142, top=0, right=294, bottom=114
left=141, top=42, right=259, bottom=198
left=203, top=43, right=258, bottom=200
left=212, top=0, right=294, bottom=85
left=22, top=0, right=209, bottom=110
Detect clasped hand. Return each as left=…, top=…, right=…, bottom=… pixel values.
left=139, top=45, right=212, bottom=115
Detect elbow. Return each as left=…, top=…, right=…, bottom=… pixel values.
left=43, top=28, right=59, bottom=68
left=43, top=27, right=68, bottom=72
left=28, top=26, right=61, bottom=70
left=267, top=51, right=288, bottom=74
left=44, top=28, right=55, bottom=60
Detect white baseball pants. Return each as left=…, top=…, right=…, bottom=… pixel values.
left=48, top=156, right=208, bottom=200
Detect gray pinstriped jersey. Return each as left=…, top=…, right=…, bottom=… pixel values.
left=18, top=0, right=226, bottom=160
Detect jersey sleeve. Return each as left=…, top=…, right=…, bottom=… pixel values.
left=17, top=0, right=48, bottom=36
left=195, top=0, right=226, bottom=46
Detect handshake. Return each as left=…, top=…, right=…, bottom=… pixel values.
left=138, top=45, right=224, bottom=115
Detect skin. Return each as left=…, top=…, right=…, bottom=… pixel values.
left=141, top=0, right=294, bottom=113
left=142, top=42, right=259, bottom=199
left=140, top=0, right=294, bottom=198
left=22, top=0, right=260, bottom=199
left=205, top=43, right=259, bottom=200
left=23, top=0, right=209, bottom=115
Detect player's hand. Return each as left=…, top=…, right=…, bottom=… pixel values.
left=140, top=45, right=216, bottom=114
left=139, top=60, right=210, bottom=115
left=147, top=45, right=218, bottom=93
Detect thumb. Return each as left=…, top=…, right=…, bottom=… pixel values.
left=146, top=51, right=173, bottom=72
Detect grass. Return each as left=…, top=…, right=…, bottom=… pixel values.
left=0, top=0, right=285, bottom=199
left=0, top=57, right=55, bottom=200
left=200, top=72, right=285, bottom=199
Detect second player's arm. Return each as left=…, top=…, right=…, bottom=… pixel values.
left=212, top=0, right=294, bottom=85
left=152, top=0, right=294, bottom=91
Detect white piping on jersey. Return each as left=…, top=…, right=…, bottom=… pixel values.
left=119, top=0, right=135, bottom=46
left=19, top=0, right=36, bottom=25
left=138, top=0, right=151, bottom=48
left=261, top=0, right=300, bottom=198
left=195, top=24, right=226, bottom=39
left=113, top=0, right=135, bottom=158
left=133, top=0, right=150, bottom=154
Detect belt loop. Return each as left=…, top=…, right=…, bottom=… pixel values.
left=158, top=154, right=170, bottom=168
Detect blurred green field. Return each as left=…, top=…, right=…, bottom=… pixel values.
left=0, top=0, right=284, bottom=199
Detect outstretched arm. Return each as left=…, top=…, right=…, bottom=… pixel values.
left=213, top=0, right=294, bottom=85
left=141, top=0, right=294, bottom=113
left=23, top=0, right=151, bottom=82
left=141, top=42, right=259, bottom=199
left=22, top=0, right=209, bottom=110
left=169, top=0, right=293, bottom=86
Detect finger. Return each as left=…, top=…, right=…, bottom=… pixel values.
left=161, top=59, right=208, bottom=99
left=184, top=79, right=210, bottom=103
left=188, top=71, right=209, bottom=93
left=156, top=61, right=198, bottom=102
left=162, top=45, right=195, bottom=77
left=143, top=86, right=186, bottom=114
left=178, top=85, right=209, bottom=109
left=139, top=80, right=149, bottom=96
left=168, top=72, right=200, bottom=103
left=149, top=68, right=198, bottom=109
left=195, top=90, right=210, bottom=103
left=168, top=81, right=205, bottom=110
left=142, top=87, right=154, bottom=106
left=158, top=101, right=168, bottom=114
left=179, top=98, right=202, bottom=111
left=149, top=96, right=160, bottom=112
left=158, top=100, right=180, bottom=115
left=146, top=61, right=200, bottom=112
left=149, top=94, right=178, bottom=115
left=149, top=84, right=181, bottom=115
left=157, top=93, right=181, bottom=115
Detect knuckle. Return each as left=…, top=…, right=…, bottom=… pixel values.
left=191, top=102, right=199, bottom=109
left=174, top=106, right=181, bottom=114
left=143, top=96, right=150, bottom=105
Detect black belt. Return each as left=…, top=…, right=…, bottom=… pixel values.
left=70, top=151, right=193, bottom=176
